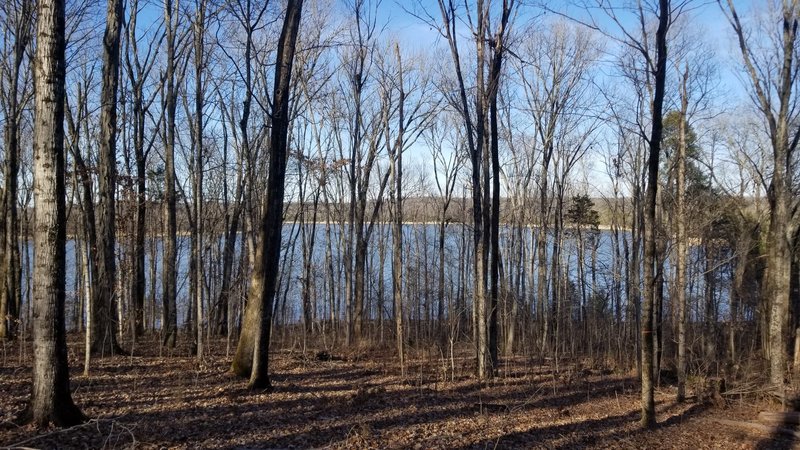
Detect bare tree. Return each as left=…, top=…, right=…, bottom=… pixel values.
left=389, top=45, right=405, bottom=371
left=486, top=0, right=515, bottom=373
left=427, top=113, right=466, bottom=345
left=189, top=0, right=209, bottom=359
left=720, top=0, right=800, bottom=396
left=21, top=0, right=85, bottom=426
left=212, top=0, right=270, bottom=338
left=0, top=0, right=33, bottom=341
left=665, top=28, right=718, bottom=402
left=385, top=41, right=435, bottom=372
left=231, top=0, right=303, bottom=389
left=92, top=0, right=125, bottom=355
left=574, top=0, right=678, bottom=426
left=64, top=63, right=99, bottom=373
left=430, top=0, right=515, bottom=380
left=339, top=0, right=392, bottom=344
left=124, top=0, right=163, bottom=339
left=515, top=20, right=601, bottom=359
left=639, top=0, right=669, bottom=428
left=162, top=0, right=181, bottom=348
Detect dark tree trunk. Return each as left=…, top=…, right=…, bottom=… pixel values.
left=391, top=49, right=406, bottom=371
left=192, top=0, right=207, bottom=360
left=640, top=0, right=670, bottom=429
left=123, top=0, right=158, bottom=339
left=132, top=89, right=146, bottom=338
left=162, top=0, right=179, bottom=348
left=487, top=17, right=508, bottom=371
left=92, top=0, right=124, bottom=356
left=0, top=0, right=32, bottom=341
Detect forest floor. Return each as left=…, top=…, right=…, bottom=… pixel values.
left=0, top=335, right=797, bottom=449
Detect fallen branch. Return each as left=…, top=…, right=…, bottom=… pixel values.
left=721, top=382, right=764, bottom=397
left=5, top=418, right=139, bottom=449
left=5, top=420, right=99, bottom=449
left=473, top=402, right=509, bottom=414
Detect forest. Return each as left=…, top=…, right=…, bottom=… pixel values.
left=1, top=0, right=800, bottom=448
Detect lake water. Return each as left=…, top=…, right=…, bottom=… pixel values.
left=16, top=223, right=729, bottom=329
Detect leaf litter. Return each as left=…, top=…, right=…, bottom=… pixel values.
left=0, top=337, right=796, bottom=449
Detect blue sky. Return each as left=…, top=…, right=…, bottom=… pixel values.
left=113, top=0, right=763, bottom=200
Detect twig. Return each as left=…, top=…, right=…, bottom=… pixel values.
left=5, top=417, right=139, bottom=450
left=5, top=419, right=99, bottom=449
left=1, top=418, right=24, bottom=429
left=510, top=384, right=544, bottom=413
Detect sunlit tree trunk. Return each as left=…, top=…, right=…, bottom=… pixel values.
left=722, top=0, right=800, bottom=396
left=390, top=47, right=405, bottom=373
left=676, top=67, right=689, bottom=402
left=231, top=0, right=303, bottom=389
left=22, top=0, right=85, bottom=425
left=65, top=80, right=99, bottom=369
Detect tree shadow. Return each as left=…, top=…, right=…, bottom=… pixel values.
left=223, top=376, right=649, bottom=449
left=445, top=401, right=710, bottom=450
left=753, top=412, right=800, bottom=450
left=1, top=351, right=733, bottom=449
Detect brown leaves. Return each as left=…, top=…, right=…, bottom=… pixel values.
left=0, top=338, right=789, bottom=449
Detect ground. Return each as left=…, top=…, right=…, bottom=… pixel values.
left=0, top=336, right=797, bottom=449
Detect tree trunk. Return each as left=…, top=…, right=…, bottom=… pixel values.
left=92, top=0, right=124, bottom=356
left=722, top=0, right=800, bottom=396
left=161, top=0, right=179, bottom=348
left=537, top=194, right=549, bottom=356
left=391, top=89, right=405, bottom=375
left=66, top=86, right=99, bottom=367
left=22, top=0, right=85, bottom=425
left=215, top=105, right=245, bottom=335
left=132, top=79, right=146, bottom=338
left=192, top=0, right=207, bottom=360
left=487, top=32, right=504, bottom=373
left=0, top=0, right=31, bottom=342
left=125, top=0, right=151, bottom=339
left=640, top=0, right=669, bottom=428
left=353, top=233, right=367, bottom=341
left=231, top=0, right=303, bottom=389
left=676, top=67, right=689, bottom=402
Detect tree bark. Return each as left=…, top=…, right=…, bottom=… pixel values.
left=437, top=0, right=491, bottom=380
left=640, top=0, right=670, bottom=429
left=0, top=0, right=31, bottom=342
left=391, top=44, right=405, bottom=374
left=192, top=0, right=207, bottom=360
left=487, top=14, right=508, bottom=373
left=231, top=0, right=303, bottom=389
left=124, top=0, right=159, bottom=339
left=162, top=0, right=179, bottom=348
left=22, top=0, right=85, bottom=425
left=92, top=0, right=124, bottom=355
left=676, top=67, right=689, bottom=402
left=722, top=0, right=800, bottom=394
